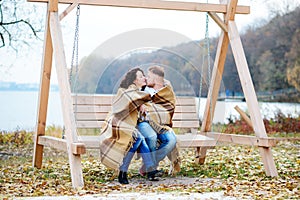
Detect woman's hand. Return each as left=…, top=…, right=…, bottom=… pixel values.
left=139, top=104, right=148, bottom=114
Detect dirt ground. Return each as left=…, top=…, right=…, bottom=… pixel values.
left=17, top=177, right=238, bottom=200
left=19, top=192, right=236, bottom=200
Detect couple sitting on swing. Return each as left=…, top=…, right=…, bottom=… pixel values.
left=99, top=65, right=181, bottom=184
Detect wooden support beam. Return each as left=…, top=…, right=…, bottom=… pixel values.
left=175, top=134, right=217, bottom=148
left=38, top=136, right=86, bottom=154
left=33, top=5, right=53, bottom=169
left=39, top=132, right=278, bottom=153
left=39, top=136, right=67, bottom=151
left=49, top=11, right=84, bottom=187
left=228, top=20, right=278, bottom=177
left=77, top=134, right=217, bottom=149
left=199, top=0, right=238, bottom=164
left=200, top=32, right=229, bottom=132
left=28, top=0, right=250, bottom=14
left=71, top=142, right=86, bottom=155
left=59, top=2, right=78, bottom=20
left=234, top=105, right=253, bottom=128
left=208, top=12, right=228, bottom=32
left=201, top=0, right=238, bottom=133
left=202, top=132, right=278, bottom=147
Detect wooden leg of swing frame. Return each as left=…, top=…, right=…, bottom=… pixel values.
left=33, top=4, right=54, bottom=169
left=195, top=147, right=209, bottom=164
left=228, top=21, right=278, bottom=177
left=50, top=11, right=84, bottom=187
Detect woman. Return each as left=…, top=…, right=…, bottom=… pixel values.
left=99, top=68, right=159, bottom=184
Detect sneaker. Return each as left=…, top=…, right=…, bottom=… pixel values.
left=147, top=170, right=160, bottom=181
left=154, top=169, right=164, bottom=177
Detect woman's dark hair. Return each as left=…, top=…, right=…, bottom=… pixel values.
left=119, top=67, right=144, bottom=89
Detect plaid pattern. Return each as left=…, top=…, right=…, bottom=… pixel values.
left=147, top=83, right=176, bottom=133
left=146, top=83, right=181, bottom=174
left=99, top=84, right=151, bottom=170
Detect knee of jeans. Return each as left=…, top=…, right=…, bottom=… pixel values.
left=166, top=133, right=177, bottom=148
left=138, top=124, right=156, bottom=138
left=146, top=135, right=157, bottom=147
left=168, top=137, right=176, bottom=148
left=148, top=134, right=157, bottom=141
left=137, top=122, right=148, bottom=129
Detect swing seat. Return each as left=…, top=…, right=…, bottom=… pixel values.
left=37, top=94, right=278, bottom=157
left=37, top=94, right=217, bottom=165
left=72, top=94, right=217, bottom=149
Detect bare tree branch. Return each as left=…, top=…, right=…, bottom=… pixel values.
left=1, top=23, right=11, bottom=45
left=2, top=19, right=37, bottom=37
left=0, top=3, right=3, bottom=23
left=0, top=0, right=39, bottom=50
left=0, top=33, right=4, bottom=47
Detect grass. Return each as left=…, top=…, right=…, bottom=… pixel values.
left=0, top=129, right=299, bottom=199
left=0, top=114, right=299, bottom=199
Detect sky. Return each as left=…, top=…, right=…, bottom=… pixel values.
left=0, top=0, right=282, bottom=84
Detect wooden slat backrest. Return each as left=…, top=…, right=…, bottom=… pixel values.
left=72, top=94, right=200, bottom=129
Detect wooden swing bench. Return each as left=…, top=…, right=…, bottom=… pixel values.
left=38, top=94, right=277, bottom=157
left=30, top=0, right=279, bottom=188
left=38, top=95, right=218, bottom=156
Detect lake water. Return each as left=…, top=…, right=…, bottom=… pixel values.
left=0, top=91, right=63, bottom=131
left=0, top=91, right=299, bottom=131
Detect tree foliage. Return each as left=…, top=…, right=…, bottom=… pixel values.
left=265, top=0, right=300, bottom=18
left=286, top=29, right=300, bottom=92
left=74, top=7, right=300, bottom=101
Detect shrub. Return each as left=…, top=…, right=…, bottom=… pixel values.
left=224, top=112, right=300, bottom=135
left=0, top=130, right=33, bottom=146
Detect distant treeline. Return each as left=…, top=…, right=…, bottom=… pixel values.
left=72, top=7, right=300, bottom=102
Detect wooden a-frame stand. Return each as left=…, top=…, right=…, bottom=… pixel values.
left=29, top=0, right=278, bottom=188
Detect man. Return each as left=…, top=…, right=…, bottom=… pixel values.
left=137, top=65, right=180, bottom=176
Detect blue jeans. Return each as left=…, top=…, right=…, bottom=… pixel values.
left=137, top=122, right=176, bottom=167
left=119, top=132, right=155, bottom=172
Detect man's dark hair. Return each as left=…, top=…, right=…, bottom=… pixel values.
left=148, top=65, right=164, bottom=78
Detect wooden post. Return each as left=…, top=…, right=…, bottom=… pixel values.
left=228, top=21, right=278, bottom=176
left=32, top=3, right=54, bottom=169
left=201, top=0, right=237, bottom=133
left=48, top=0, right=58, bottom=11
left=197, top=0, right=237, bottom=164
left=49, top=3, right=84, bottom=187
left=49, top=12, right=84, bottom=187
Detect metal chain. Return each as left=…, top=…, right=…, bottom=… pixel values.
left=205, top=9, right=213, bottom=131
left=205, top=14, right=211, bottom=83
left=70, top=5, right=80, bottom=121
left=198, top=7, right=211, bottom=128
left=70, top=5, right=80, bottom=90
